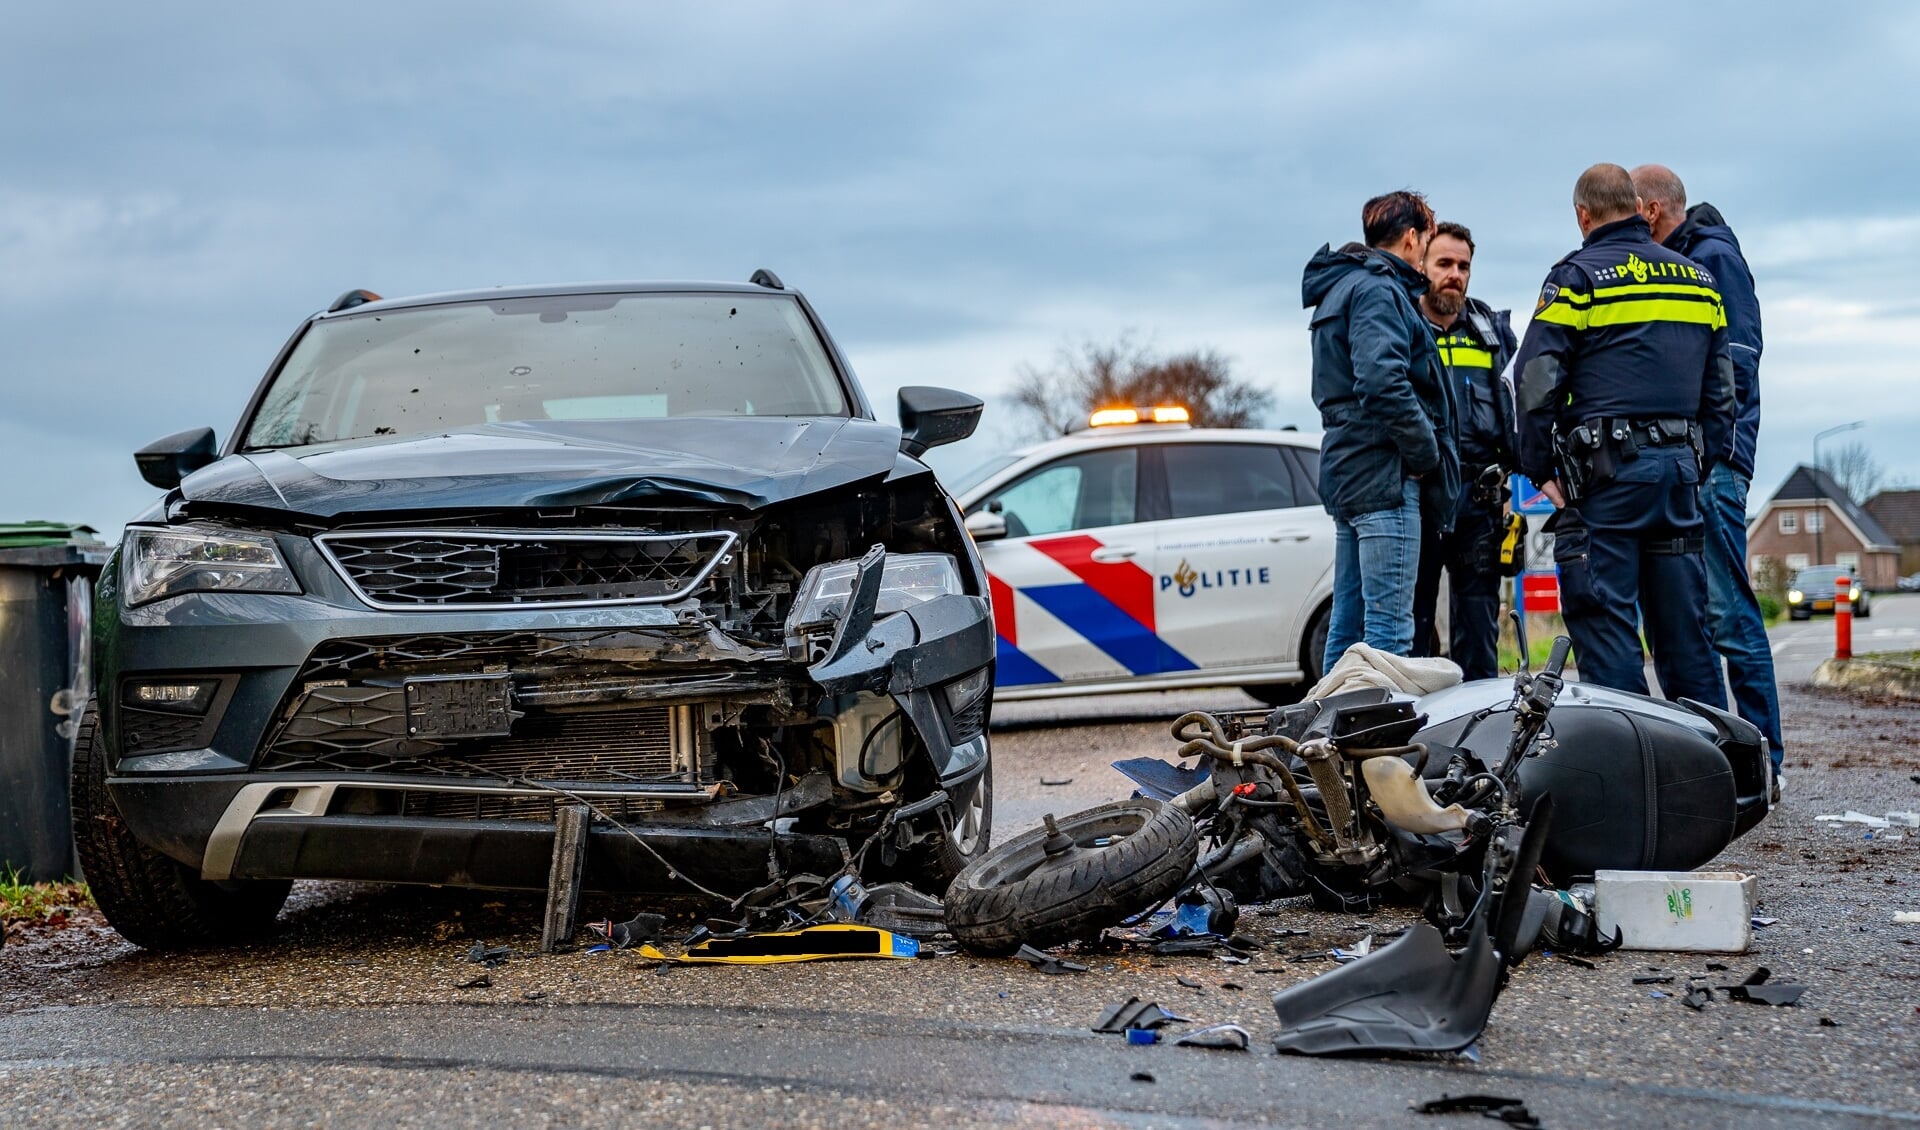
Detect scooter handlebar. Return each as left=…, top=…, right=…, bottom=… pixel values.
left=1543, top=636, right=1571, bottom=679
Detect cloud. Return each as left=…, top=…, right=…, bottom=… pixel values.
left=5, top=1, right=1920, bottom=530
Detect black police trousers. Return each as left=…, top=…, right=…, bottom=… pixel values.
left=1412, top=503, right=1503, bottom=681
left=1549, top=444, right=1725, bottom=705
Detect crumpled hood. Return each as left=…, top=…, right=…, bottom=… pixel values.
left=178, top=417, right=909, bottom=519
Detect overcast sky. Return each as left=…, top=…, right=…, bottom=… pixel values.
left=5, top=2, right=1918, bottom=533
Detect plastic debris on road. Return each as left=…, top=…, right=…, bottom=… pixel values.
left=1174, top=1022, right=1251, bottom=1051
left=1724, top=967, right=1807, bottom=1006
left=1093, top=997, right=1190, bottom=1034
left=1013, top=944, right=1088, bottom=975
left=1412, top=1094, right=1540, bottom=1128
left=586, top=912, right=665, bottom=950
left=1893, top=912, right=1920, bottom=925
left=465, top=941, right=511, bottom=968
left=1820, top=809, right=1896, bottom=828
left=1329, top=934, right=1374, bottom=963
left=638, top=924, right=919, bottom=965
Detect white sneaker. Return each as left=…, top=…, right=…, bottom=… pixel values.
left=1771, top=766, right=1785, bottom=805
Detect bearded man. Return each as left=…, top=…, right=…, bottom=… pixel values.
left=1410, top=221, right=1519, bottom=679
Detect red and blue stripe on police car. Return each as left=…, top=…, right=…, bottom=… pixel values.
left=987, top=534, right=1199, bottom=686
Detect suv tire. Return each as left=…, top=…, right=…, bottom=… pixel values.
left=944, top=798, right=1197, bottom=954
left=908, top=769, right=994, bottom=891
left=71, top=706, right=291, bottom=950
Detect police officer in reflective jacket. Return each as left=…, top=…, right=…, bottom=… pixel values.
left=1514, top=164, right=1735, bottom=703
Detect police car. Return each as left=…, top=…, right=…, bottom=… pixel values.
left=950, top=407, right=1333, bottom=705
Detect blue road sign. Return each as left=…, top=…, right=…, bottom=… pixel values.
left=1511, top=474, right=1557, bottom=516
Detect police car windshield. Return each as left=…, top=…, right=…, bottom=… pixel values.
left=946, top=453, right=1022, bottom=498
left=243, top=293, right=848, bottom=450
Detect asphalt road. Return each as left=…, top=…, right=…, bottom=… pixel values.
left=1771, top=591, right=1920, bottom=686
left=4, top=682, right=1918, bottom=1127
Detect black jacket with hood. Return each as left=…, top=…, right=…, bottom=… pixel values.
left=1664, top=203, right=1762, bottom=478
left=1302, top=243, right=1460, bottom=526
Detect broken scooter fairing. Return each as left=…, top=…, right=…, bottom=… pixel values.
left=1269, top=796, right=1552, bottom=1056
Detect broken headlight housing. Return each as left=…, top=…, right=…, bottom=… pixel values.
left=122, top=526, right=300, bottom=607
left=786, top=552, right=962, bottom=633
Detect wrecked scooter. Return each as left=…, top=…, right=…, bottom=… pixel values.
left=946, top=637, right=1582, bottom=956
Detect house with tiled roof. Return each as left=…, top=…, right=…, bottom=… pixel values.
left=1864, top=489, right=1920, bottom=575
left=1747, top=465, right=1900, bottom=589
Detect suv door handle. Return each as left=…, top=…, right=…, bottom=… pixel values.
left=1268, top=529, right=1312, bottom=542
left=1089, top=546, right=1138, bottom=563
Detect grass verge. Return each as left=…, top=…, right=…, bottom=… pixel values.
left=0, top=866, right=93, bottom=926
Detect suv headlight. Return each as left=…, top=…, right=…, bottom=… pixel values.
left=1787, top=589, right=1803, bottom=604
left=122, top=527, right=300, bottom=607
left=787, top=552, right=962, bottom=631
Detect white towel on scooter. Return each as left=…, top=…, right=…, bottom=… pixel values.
left=1305, top=643, right=1462, bottom=700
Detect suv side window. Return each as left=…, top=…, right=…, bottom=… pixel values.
left=1281, top=446, right=1321, bottom=507
left=1160, top=444, right=1297, bottom=519
left=980, top=447, right=1139, bottom=538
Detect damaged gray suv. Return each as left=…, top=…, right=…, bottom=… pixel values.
left=76, top=274, right=994, bottom=948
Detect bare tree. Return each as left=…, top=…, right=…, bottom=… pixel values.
left=1007, top=336, right=1274, bottom=440
left=1818, top=439, right=1886, bottom=504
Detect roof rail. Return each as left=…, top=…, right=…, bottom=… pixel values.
left=749, top=269, right=785, bottom=290
left=327, top=288, right=383, bottom=313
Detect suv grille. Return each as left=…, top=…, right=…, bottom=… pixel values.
left=316, top=529, right=736, bottom=609
left=259, top=693, right=704, bottom=783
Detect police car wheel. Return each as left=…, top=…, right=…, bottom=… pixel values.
left=943, top=798, right=1198, bottom=955
left=1244, top=603, right=1331, bottom=707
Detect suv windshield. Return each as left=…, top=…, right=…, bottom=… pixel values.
left=244, top=292, right=848, bottom=449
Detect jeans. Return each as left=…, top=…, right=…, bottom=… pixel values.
left=1325, top=478, right=1422, bottom=669
left=1701, top=463, right=1786, bottom=770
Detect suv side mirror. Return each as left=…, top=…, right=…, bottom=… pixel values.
left=964, top=509, right=1008, bottom=543
left=135, top=427, right=218, bottom=489
left=898, top=386, right=982, bottom=457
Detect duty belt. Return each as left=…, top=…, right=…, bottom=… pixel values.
left=1619, top=418, right=1695, bottom=447
left=1643, top=534, right=1706, bottom=556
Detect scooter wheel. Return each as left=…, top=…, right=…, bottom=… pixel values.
left=943, top=799, right=1197, bottom=955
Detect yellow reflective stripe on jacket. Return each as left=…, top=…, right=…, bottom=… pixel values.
left=1591, top=282, right=1723, bottom=302
left=1533, top=302, right=1588, bottom=328
left=1530, top=294, right=1725, bottom=331
left=1585, top=298, right=1727, bottom=329
left=1438, top=345, right=1494, bottom=368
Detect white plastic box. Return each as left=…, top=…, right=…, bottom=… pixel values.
left=1592, top=870, right=1758, bottom=953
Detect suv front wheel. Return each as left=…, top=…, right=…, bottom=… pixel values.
left=71, top=707, right=291, bottom=950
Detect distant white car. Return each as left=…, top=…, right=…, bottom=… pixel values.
left=950, top=409, right=1334, bottom=705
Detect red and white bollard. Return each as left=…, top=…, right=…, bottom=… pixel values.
left=1835, top=573, right=1853, bottom=661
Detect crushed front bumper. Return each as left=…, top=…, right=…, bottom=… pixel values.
left=100, top=547, right=993, bottom=889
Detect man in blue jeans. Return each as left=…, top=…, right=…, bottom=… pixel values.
left=1303, top=191, right=1459, bottom=668
left=1635, top=164, right=1785, bottom=783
